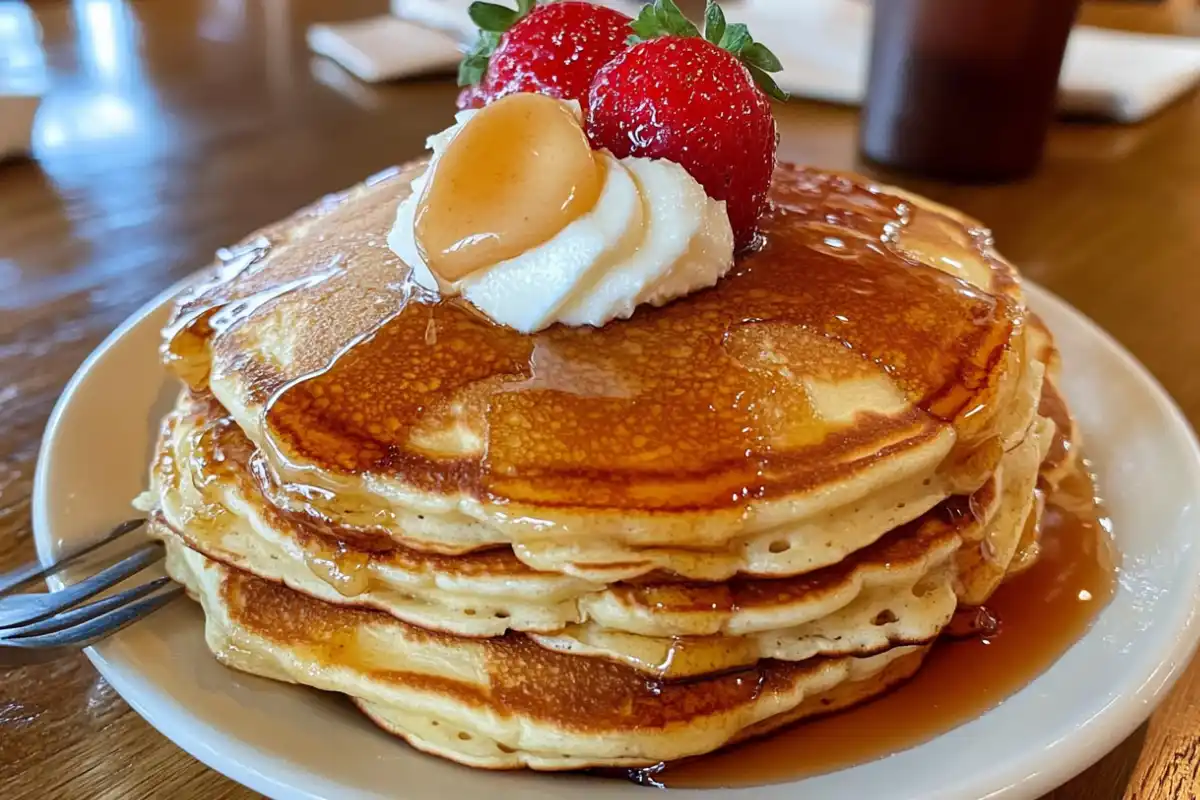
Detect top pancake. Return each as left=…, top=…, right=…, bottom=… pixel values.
left=160, top=163, right=1039, bottom=568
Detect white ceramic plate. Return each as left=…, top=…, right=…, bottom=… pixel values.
left=32, top=281, right=1200, bottom=800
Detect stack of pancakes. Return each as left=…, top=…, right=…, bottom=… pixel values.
left=139, top=163, right=1079, bottom=770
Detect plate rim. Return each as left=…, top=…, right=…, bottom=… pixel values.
left=30, top=279, right=1200, bottom=800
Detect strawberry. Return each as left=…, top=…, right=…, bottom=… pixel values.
left=455, top=85, right=488, bottom=110
left=586, top=0, right=787, bottom=249
left=457, top=1, right=632, bottom=109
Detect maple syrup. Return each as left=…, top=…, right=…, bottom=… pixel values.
left=645, top=462, right=1116, bottom=788
left=178, top=396, right=378, bottom=599
left=170, top=401, right=247, bottom=537
left=303, top=540, right=372, bottom=597
left=259, top=168, right=1020, bottom=519
left=155, top=155, right=1118, bottom=783
left=415, top=93, right=604, bottom=281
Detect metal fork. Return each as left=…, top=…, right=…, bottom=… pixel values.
left=0, top=519, right=184, bottom=666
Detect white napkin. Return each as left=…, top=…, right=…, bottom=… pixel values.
left=739, top=0, right=1200, bottom=123
left=307, top=0, right=641, bottom=84
left=387, top=0, right=642, bottom=40
left=0, top=3, right=48, bottom=161
left=306, top=16, right=462, bottom=83
left=387, top=0, right=484, bottom=43
left=1060, top=26, right=1200, bottom=120
left=309, top=0, right=1200, bottom=123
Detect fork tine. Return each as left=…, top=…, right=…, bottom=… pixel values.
left=0, top=541, right=164, bottom=630
left=1, top=576, right=176, bottom=639
left=0, top=518, right=146, bottom=597
left=2, top=584, right=185, bottom=651
left=0, top=561, right=53, bottom=598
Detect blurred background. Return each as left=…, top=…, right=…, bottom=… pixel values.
left=3, top=0, right=1199, bottom=308
left=2, top=2, right=1200, bottom=797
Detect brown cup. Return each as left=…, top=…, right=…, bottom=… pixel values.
left=859, top=0, right=1082, bottom=182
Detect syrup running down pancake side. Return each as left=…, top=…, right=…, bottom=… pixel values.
left=154, top=161, right=1052, bottom=590
left=260, top=166, right=1017, bottom=508
left=161, top=165, right=1028, bottom=527
left=640, top=461, right=1117, bottom=788
left=144, top=159, right=1110, bottom=776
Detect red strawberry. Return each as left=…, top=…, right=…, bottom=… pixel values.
left=586, top=0, right=787, bottom=249
left=455, top=85, right=488, bottom=110
left=457, top=1, right=632, bottom=110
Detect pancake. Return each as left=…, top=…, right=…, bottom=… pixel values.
left=953, top=415, right=1054, bottom=605
left=144, top=387, right=1053, bottom=683
left=1029, top=313, right=1080, bottom=489
left=157, top=163, right=1043, bottom=581
left=352, top=647, right=928, bottom=771
left=161, top=530, right=929, bottom=770
left=136, top=157, right=1084, bottom=773
left=147, top=390, right=1028, bottom=650
left=527, top=569, right=954, bottom=678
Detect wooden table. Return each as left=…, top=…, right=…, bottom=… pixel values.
left=1, top=2, right=1198, bottom=798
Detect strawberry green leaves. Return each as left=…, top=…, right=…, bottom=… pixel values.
left=468, top=0, right=535, bottom=31
left=629, top=0, right=698, bottom=43
left=629, top=0, right=788, bottom=101
left=458, top=31, right=500, bottom=87
left=705, top=1, right=787, bottom=101
left=737, top=41, right=786, bottom=101
left=715, top=22, right=747, bottom=53
left=703, top=1, right=725, bottom=46
left=458, top=0, right=537, bottom=87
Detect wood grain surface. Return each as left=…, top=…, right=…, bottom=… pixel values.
left=2, top=1, right=1199, bottom=798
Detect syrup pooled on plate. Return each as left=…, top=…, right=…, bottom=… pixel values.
left=149, top=154, right=1117, bottom=778
left=637, top=461, right=1117, bottom=788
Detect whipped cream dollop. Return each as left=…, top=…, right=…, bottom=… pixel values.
left=388, top=97, right=734, bottom=333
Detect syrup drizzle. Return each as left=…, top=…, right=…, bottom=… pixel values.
left=162, top=237, right=273, bottom=392
left=156, top=168, right=1028, bottom=547
left=247, top=169, right=1019, bottom=520
left=157, top=167, right=1118, bottom=787
left=639, top=462, right=1116, bottom=788
left=176, top=399, right=379, bottom=599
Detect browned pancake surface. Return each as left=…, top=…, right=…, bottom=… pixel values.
left=165, top=164, right=1021, bottom=515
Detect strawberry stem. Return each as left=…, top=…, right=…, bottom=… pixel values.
left=628, top=0, right=789, bottom=101
left=458, top=0, right=537, bottom=87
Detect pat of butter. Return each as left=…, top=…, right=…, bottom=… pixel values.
left=389, top=95, right=734, bottom=334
